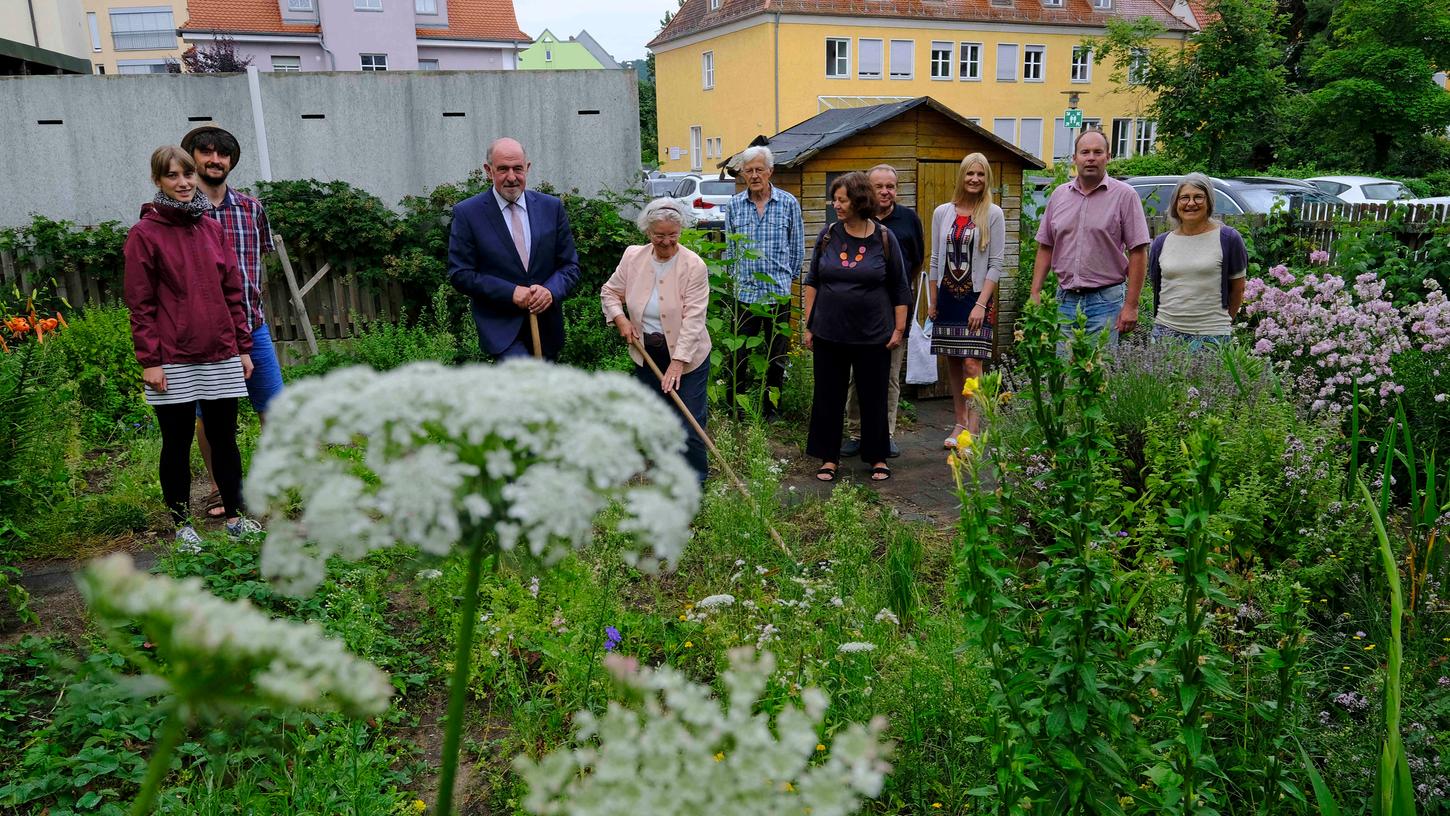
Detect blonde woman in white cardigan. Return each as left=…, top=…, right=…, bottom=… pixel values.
left=601, top=198, right=713, bottom=483
left=926, top=153, right=1005, bottom=445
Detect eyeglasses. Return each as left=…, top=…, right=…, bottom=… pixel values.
left=1177, top=193, right=1208, bottom=204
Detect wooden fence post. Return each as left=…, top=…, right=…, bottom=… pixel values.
left=273, top=235, right=319, bottom=355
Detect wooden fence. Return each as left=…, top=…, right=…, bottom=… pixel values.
left=1, top=246, right=407, bottom=351
left=1146, top=201, right=1450, bottom=259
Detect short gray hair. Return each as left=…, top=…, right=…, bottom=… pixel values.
left=636, top=197, right=695, bottom=233
left=867, top=164, right=898, bottom=179
left=1168, top=172, right=1217, bottom=229
left=739, top=145, right=774, bottom=169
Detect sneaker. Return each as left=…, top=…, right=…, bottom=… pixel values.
left=887, top=438, right=901, bottom=458
left=225, top=516, right=263, bottom=539
left=842, top=437, right=862, bottom=456
left=175, top=525, right=204, bottom=553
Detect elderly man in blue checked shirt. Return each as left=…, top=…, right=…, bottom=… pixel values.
left=722, top=145, right=805, bottom=419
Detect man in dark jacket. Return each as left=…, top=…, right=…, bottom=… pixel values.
left=447, top=137, right=581, bottom=360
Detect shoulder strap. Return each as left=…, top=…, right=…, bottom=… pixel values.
left=878, top=223, right=893, bottom=265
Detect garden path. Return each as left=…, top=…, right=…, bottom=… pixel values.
left=777, top=396, right=966, bottom=526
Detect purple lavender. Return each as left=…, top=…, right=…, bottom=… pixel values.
left=603, top=625, right=622, bottom=652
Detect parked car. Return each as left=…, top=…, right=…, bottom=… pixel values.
left=642, top=171, right=699, bottom=199
left=1123, top=175, right=1344, bottom=216
left=673, top=175, right=736, bottom=227
left=1306, top=175, right=1415, bottom=204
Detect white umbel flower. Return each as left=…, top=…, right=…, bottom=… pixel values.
left=837, top=641, right=877, bottom=654
left=78, top=553, right=392, bottom=718
left=873, top=608, right=900, bottom=626
left=514, top=649, right=891, bottom=816
left=697, top=593, right=736, bottom=610
left=247, top=361, right=700, bottom=595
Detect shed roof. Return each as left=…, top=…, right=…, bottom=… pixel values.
left=725, top=97, right=1047, bottom=171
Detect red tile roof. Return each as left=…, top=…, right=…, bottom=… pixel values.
left=181, top=0, right=528, bottom=42
left=180, top=0, right=318, bottom=35
left=649, top=0, right=1196, bottom=48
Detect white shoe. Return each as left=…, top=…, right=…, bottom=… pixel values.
left=226, top=517, right=263, bottom=539
left=175, top=525, right=204, bottom=553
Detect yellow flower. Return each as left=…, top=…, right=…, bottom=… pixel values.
left=784, top=782, right=796, bottom=793
left=714, top=752, right=725, bottom=762
left=684, top=641, right=694, bottom=648
left=956, top=428, right=974, bottom=451
left=679, top=614, right=687, bottom=621
left=961, top=376, right=980, bottom=397
left=932, top=804, right=943, bottom=809
left=1364, top=644, right=1375, bottom=651
left=412, top=800, right=426, bottom=814
left=998, top=391, right=1014, bottom=404
left=815, top=743, right=826, bottom=752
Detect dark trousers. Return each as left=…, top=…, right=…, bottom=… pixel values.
left=725, top=299, right=790, bottom=416
left=497, top=319, right=551, bottom=361
left=155, top=399, right=243, bottom=524
left=807, top=337, right=890, bottom=464
left=634, top=358, right=711, bottom=485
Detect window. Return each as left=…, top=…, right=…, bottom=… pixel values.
left=826, top=38, right=849, bottom=78
left=702, top=51, right=714, bottom=89
left=418, top=59, right=439, bottom=70
left=272, top=55, right=301, bottom=72
left=109, top=8, right=175, bottom=51
left=858, top=38, right=883, bottom=79
left=87, top=12, right=101, bottom=51
left=1128, top=47, right=1148, bottom=84
left=1023, top=45, right=1044, bottom=81
left=116, top=59, right=169, bottom=73
left=1093, top=0, right=1112, bottom=7
left=545, top=49, right=552, bottom=61
left=1043, top=0, right=1063, bottom=6
left=1111, top=118, right=1132, bottom=157
left=710, top=0, right=721, bottom=8
left=416, top=0, right=437, bottom=11
left=95, top=65, right=106, bottom=74
left=1135, top=119, right=1157, bottom=155
left=288, top=0, right=314, bottom=10
left=930, top=41, right=952, bottom=79
left=993, top=118, right=1016, bottom=144
left=995, top=43, right=1017, bottom=81
left=690, top=126, right=702, bottom=171
left=1071, top=47, right=1091, bottom=82
left=888, top=39, right=914, bottom=79
left=1020, top=118, right=1044, bottom=159
left=355, top=0, right=382, bottom=9
left=959, top=42, right=981, bottom=80
left=360, top=53, right=388, bottom=71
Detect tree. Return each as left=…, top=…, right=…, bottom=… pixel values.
left=1299, top=0, right=1450, bottom=170
left=639, top=76, right=659, bottom=166
left=167, top=34, right=254, bottom=73
left=1096, top=0, right=1286, bottom=172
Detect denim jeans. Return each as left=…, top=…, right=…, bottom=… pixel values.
left=1057, top=283, right=1125, bottom=345
left=634, top=358, right=710, bottom=485
left=1150, top=323, right=1228, bottom=352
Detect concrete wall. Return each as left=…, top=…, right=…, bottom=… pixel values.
left=0, top=69, right=640, bottom=227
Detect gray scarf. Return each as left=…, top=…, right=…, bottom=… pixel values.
left=152, top=190, right=211, bottom=218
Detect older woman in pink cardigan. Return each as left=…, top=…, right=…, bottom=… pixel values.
left=601, top=197, right=713, bottom=483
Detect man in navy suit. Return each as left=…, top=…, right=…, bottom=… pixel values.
left=448, top=137, right=581, bottom=359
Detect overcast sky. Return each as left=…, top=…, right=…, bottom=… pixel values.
left=516, top=0, right=680, bottom=63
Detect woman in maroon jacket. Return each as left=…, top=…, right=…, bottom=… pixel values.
left=124, top=145, right=260, bottom=550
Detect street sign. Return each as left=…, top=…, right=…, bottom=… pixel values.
left=1064, top=108, right=1083, bottom=129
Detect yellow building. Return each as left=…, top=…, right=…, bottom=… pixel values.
left=648, top=0, right=1199, bottom=172
left=82, top=0, right=186, bottom=74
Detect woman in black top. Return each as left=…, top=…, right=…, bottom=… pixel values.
left=803, top=172, right=910, bottom=482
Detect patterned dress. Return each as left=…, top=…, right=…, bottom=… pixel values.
left=930, top=214, right=995, bottom=359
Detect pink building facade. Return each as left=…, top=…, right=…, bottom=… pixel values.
left=179, top=0, right=528, bottom=73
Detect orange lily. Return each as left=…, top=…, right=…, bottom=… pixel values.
left=55, top=311, right=68, bottom=329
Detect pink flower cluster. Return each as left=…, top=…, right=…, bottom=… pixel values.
left=1406, top=279, right=1450, bottom=354
left=1243, top=266, right=1408, bottom=412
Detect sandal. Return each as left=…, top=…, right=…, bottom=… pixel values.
left=944, top=424, right=966, bottom=449
left=203, top=488, right=226, bottom=519
left=815, top=464, right=839, bottom=482
left=870, top=465, right=892, bottom=481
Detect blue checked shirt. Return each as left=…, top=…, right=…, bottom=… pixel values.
left=723, top=186, right=805, bottom=304
left=204, top=188, right=274, bottom=331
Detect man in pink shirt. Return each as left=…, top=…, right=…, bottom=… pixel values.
left=1028, top=129, right=1151, bottom=344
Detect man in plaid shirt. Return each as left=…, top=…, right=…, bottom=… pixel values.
left=182, top=125, right=284, bottom=518
left=722, top=145, right=804, bottom=418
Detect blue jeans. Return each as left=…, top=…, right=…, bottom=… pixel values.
left=1057, top=283, right=1125, bottom=345
left=1151, top=323, right=1228, bottom=352
left=634, top=358, right=710, bottom=485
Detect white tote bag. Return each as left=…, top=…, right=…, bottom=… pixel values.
left=904, top=272, right=938, bottom=385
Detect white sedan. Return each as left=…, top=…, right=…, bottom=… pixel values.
left=1307, top=175, right=1450, bottom=207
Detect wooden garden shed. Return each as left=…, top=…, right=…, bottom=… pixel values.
left=723, top=96, right=1045, bottom=396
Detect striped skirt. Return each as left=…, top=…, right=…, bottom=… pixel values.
left=143, top=357, right=249, bottom=406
